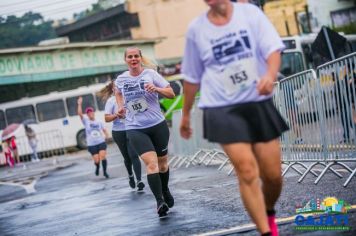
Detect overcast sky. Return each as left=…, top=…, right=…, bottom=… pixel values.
left=0, top=0, right=99, bottom=21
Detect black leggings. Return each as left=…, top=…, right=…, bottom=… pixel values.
left=112, top=130, right=141, bottom=181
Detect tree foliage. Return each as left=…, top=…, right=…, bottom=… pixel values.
left=73, top=3, right=104, bottom=20
left=333, top=23, right=356, bottom=35
left=0, top=12, right=56, bottom=49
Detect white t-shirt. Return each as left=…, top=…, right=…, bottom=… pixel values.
left=115, top=69, right=169, bottom=130
left=182, top=2, right=285, bottom=108
left=104, top=96, right=126, bottom=131
left=82, top=117, right=105, bottom=146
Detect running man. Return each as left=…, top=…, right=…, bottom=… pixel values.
left=77, top=97, right=110, bottom=178
left=180, top=1, right=288, bottom=235
left=98, top=81, right=145, bottom=191
left=115, top=47, right=175, bottom=218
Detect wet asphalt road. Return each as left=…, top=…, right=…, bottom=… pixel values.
left=0, top=143, right=355, bottom=236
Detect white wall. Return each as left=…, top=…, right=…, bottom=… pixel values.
left=308, top=0, right=355, bottom=31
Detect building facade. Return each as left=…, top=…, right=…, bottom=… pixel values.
left=55, top=0, right=355, bottom=62
left=56, top=4, right=140, bottom=42
left=308, top=0, right=355, bottom=31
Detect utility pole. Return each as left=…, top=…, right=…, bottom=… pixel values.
left=305, top=5, right=312, bottom=33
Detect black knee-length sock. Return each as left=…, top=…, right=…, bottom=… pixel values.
left=102, top=159, right=107, bottom=173
left=159, top=168, right=170, bottom=191
left=147, top=173, right=164, bottom=204
left=132, top=156, right=142, bottom=181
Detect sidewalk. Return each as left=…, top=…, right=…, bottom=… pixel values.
left=0, top=151, right=87, bottom=181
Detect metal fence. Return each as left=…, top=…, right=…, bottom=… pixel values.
left=1, top=129, right=66, bottom=165
left=170, top=100, right=233, bottom=175
left=170, top=52, right=356, bottom=187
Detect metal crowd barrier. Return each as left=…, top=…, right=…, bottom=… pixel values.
left=275, top=52, right=356, bottom=187
left=16, top=129, right=66, bottom=163
left=169, top=53, right=356, bottom=187
left=170, top=99, right=233, bottom=175
left=315, top=52, right=356, bottom=187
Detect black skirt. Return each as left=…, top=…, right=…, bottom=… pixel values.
left=203, top=99, right=289, bottom=144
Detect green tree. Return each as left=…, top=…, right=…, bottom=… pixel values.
left=333, top=23, right=356, bottom=35
left=0, top=12, right=56, bottom=49
left=73, top=2, right=104, bottom=20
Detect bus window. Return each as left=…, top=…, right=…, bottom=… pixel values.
left=66, top=94, right=95, bottom=116
left=350, top=41, right=356, bottom=52
left=280, top=52, right=304, bottom=77
left=96, top=95, right=106, bottom=111
left=283, top=39, right=297, bottom=50
left=0, top=110, right=6, bottom=130
left=36, top=100, right=66, bottom=122
left=6, top=105, right=36, bottom=124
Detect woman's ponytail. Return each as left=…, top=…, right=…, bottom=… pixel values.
left=97, top=80, right=114, bottom=101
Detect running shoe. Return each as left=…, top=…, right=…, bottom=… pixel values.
left=129, top=175, right=135, bottom=189
left=137, top=181, right=145, bottom=191
left=163, top=189, right=174, bottom=208
left=157, top=201, right=169, bottom=218
left=268, top=215, right=279, bottom=236
left=104, top=172, right=109, bottom=179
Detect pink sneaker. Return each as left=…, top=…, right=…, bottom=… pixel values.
left=268, top=215, right=279, bottom=236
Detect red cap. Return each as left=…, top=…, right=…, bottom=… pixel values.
left=85, top=107, right=94, bottom=114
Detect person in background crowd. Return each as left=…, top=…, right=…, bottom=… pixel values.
left=9, top=136, right=20, bottom=164
left=98, top=81, right=145, bottom=191
left=77, top=97, right=110, bottom=178
left=332, top=64, right=356, bottom=143
left=115, top=46, right=175, bottom=218
left=3, top=141, right=15, bottom=167
left=25, top=125, right=40, bottom=162
left=180, top=1, right=288, bottom=235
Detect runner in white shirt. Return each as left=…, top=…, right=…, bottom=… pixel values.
left=77, top=97, right=110, bottom=178
left=180, top=1, right=288, bottom=236
left=98, top=81, right=145, bottom=191
left=115, top=47, right=175, bottom=218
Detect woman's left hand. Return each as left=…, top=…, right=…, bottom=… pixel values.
left=144, top=83, right=157, bottom=93
left=257, top=72, right=275, bottom=95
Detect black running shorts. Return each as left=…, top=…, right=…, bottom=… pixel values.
left=88, top=142, right=107, bottom=155
left=126, top=121, right=169, bottom=157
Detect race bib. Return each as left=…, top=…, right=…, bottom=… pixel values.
left=222, top=57, right=258, bottom=96
left=127, top=98, right=148, bottom=114
left=90, top=130, right=101, bottom=138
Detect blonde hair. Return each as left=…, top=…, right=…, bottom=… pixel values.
left=124, top=47, right=158, bottom=71
left=97, top=80, right=114, bottom=101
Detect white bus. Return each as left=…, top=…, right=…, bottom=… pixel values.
left=0, top=83, right=111, bottom=155
left=280, top=34, right=356, bottom=77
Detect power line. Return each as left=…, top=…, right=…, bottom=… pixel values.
left=0, top=0, right=43, bottom=8
left=41, top=2, right=97, bottom=18
left=1, top=2, right=104, bottom=24
left=0, top=0, right=97, bottom=16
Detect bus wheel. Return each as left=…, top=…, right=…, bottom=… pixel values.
left=76, top=129, right=87, bottom=149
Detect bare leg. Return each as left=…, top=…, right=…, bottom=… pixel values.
left=141, top=151, right=159, bottom=174
left=158, top=155, right=168, bottom=173
left=253, top=139, right=283, bottom=211
left=222, top=143, right=270, bottom=234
